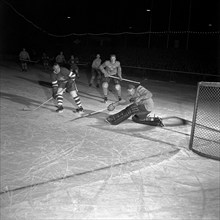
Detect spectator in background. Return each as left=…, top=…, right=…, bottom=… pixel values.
left=55, top=51, right=66, bottom=66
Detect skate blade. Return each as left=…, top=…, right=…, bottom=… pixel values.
left=56, top=110, right=63, bottom=113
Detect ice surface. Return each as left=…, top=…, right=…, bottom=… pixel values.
left=0, top=61, right=219, bottom=219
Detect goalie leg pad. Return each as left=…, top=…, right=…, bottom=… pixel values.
left=106, top=103, right=139, bottom=125
left=132, top=115, right=164, bottom=127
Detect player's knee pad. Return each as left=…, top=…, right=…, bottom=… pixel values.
left=115, top=84, right=121, bottom=91
left=70, top=90, right=77, bottom=98
left=102, top=82, right=108, bottom=89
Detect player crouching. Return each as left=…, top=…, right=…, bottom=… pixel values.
left=106, top=84, right=163, bottom=126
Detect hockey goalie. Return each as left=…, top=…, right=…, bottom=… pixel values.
left=106, top=84, right=164, bottom=127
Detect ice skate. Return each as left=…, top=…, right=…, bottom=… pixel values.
left=56, top=105, right=64, bottom=113
left=103, top=97, right=108, bottom=103
left=73, top=106, right=84, bottom=114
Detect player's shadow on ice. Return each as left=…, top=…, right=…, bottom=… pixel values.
left=17, top=76, right=52, bottom=88
left=0, top=91, right=52, bottom=109
left=161, top=116, right=189, bottom=127
left=17, top=77, right=108, bottom=103
left=88, top=114, right=190, bottom=146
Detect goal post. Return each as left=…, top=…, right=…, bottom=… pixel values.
left=189, top=82, right=220, bottom=161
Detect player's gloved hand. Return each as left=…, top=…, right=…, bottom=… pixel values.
left=118, top=76, right=123, bottom=81
left=104, top=71, right=109, bottom=78
left=129, top=97, right=135, bottom=103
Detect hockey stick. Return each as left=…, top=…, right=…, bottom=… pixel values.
left=20, top=59, right=39, bottom=63
left=70, top=100, right=125, bottom=121
left=109, top=75, right=140, bottom=84
left=22, top=88, right=66, bottom=111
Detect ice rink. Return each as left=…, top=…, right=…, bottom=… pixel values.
left=0, top=61, right=219, bottom=220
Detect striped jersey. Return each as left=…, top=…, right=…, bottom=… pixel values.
left=130, top=85, right=154, bottom=111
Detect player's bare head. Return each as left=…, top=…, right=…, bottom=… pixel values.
left=127, top=84, right=136, bottom=95
left=53, top=63, right=60, bottom=74
left=110, top=54, right=116, bottom=63
left=96, top=54, right=100, bottom=58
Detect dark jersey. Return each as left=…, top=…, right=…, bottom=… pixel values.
left=50, top=67, right=76, bottom=87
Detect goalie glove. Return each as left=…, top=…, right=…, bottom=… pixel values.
left=107, top=101, right=119, bottom=111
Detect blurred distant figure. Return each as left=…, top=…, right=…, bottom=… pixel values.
left=89, top=54, right=102, bottom=88
left=55, top=51, right=66, bottom=66
left=68, top=55, right=79, bottom=78
left=74, top=56, right=79, bottom=64
left=42, top=52, right=50, bottom=69
left=19, top=48, right=30, bottom=71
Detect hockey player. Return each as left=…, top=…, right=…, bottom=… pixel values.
left=55, top=51, right=66, bottom=66
left=51, top=63, right=83, bottom=113
left=89, top=54, right=102, bottom=88
left=19, top=48, right=30, bottom=71
left=68, top=55, right=79, bottom=78
left=106, top=84, right=162, bottom=126
left=42, top=52, right=50, bottom=69
left=99, top=54, right=122, bottom=102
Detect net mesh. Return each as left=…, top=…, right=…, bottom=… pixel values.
left=189, top=82, right=220, bottom=160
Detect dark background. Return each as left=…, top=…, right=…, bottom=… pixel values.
left=0, top=0, right=219, bottom=82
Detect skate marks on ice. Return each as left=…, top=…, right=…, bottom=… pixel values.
left=16, top=77, right=111, bottom=104
left=0, top=91, right=54, bottom=112
left=89, top=113, right=192, bottom=151
left=0, top=120, right=179, bottom=219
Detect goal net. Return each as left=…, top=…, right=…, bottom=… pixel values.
left=189, top=82, right=220, bottom=160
